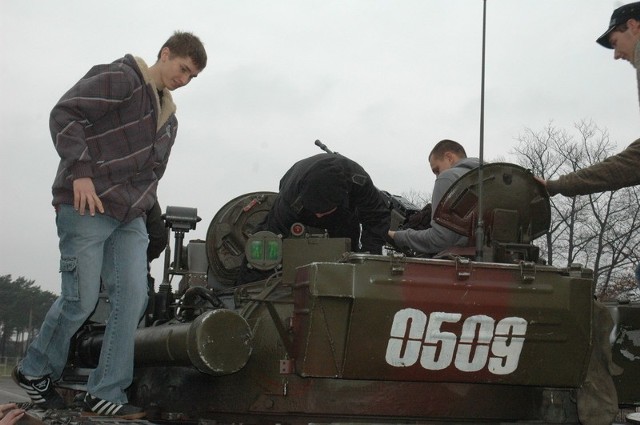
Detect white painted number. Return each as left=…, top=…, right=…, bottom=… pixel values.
left=421, top=312, right=461, bottom=370
left=385, top=309, right=528, bottom=375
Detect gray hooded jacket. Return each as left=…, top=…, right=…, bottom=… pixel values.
left=393, top=157, right=480, bottom=255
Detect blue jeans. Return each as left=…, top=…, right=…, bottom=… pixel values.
left=21, top=204, right=148, bottom=404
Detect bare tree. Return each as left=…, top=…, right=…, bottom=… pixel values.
left=513, top=120, right=640, bottom=298
left=600, top=271, right=639, bottom=301
left=401, top=189, right=429, bottom=208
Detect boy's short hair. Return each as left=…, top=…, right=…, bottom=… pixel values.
left=429, top=139, right=467, bottom=161
left=158, top=31, right=207, bottom=70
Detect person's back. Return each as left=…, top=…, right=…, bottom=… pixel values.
left=262, top=153, right=390, bottom=253
left=430, top=157, right=479, bottom=215
left=237, top=153, right=390, bottom=284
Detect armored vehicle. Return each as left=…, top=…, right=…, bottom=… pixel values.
left=30, top=162, right=639, bottom=423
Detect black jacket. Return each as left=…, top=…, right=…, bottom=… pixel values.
left=259, top=153, right=390, bottom=254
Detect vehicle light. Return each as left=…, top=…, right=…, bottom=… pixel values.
left=245, top=231, right=282, bottom=270
left=290, top=222, right=305, bottom=237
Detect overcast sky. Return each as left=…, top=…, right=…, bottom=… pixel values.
left=1, top=0, right=638, bottom=295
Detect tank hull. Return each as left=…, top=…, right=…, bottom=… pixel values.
left=129, top=254, right=594, bottom=423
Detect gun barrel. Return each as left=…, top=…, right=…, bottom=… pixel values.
left=314, top=139, right=333, bottom=154
left=78, top=309, right=253, bottom=376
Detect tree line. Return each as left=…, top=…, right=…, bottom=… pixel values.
left=0, top=275, right=57, bottom=357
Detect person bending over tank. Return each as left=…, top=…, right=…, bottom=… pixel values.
left=238, top=152, right=390, bottom=284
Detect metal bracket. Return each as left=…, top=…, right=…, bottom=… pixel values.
left=390, top=252, right=405, bottom=275
left=264, top=301, right=294, bottom=358
left=279, top=359, right=295, bottom=375
left=455, top=256, right=472, bottom=280
left=520, top=261, right=536, bottom=284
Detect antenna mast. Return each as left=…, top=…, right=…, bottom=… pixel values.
left=475, top=0, right=487, bottom=261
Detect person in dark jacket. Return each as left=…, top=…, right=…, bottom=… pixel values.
left=146, top=200, right=168, bottom=263
left=13, top=32, right=207, bottom=419
left=238, top=153, right=390, bottom=283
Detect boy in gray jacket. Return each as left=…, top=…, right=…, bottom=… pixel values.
left=389, top=139, right=479, bottom=255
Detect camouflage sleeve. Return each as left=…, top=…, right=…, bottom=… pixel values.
left=547, top=137, right=640, bottom=197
